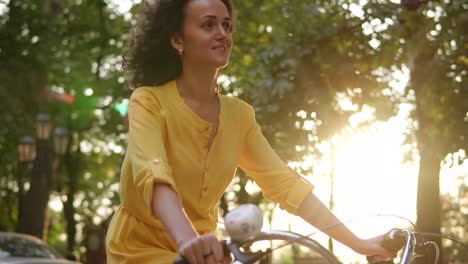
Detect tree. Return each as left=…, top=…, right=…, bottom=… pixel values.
left=0, top=0, right=129, bottom=258
left=361, top=1, right=467, bottom=261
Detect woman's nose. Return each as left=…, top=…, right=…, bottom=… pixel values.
left=216, top=25, right=229, bottom=39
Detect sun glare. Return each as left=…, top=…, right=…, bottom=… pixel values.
left=276, top=117, right=420, bottom=263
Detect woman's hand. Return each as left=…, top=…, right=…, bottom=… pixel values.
left=353, top=234, right=398, bottom=259
left=178, top=233, right=229, bottom=264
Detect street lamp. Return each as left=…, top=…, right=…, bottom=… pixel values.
left=18, top=136, right=36, bottom=162
left=17, top=117, right=68, bottom=161
left=36, top=113, right=52, bottom=140
left=17, top=135, right=36, bottom=227
left=16, top=112, right=70, bottom=240
left=53, top=127, right=69, bottom=156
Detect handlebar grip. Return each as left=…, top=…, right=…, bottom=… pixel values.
left=381, top=228, right=406, bottom=251
left=173, top=256, right=189, bottom=264
left=366, top=228, right=405, bottom=264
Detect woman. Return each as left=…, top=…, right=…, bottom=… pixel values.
left=105, top=0, right=396, bottom=263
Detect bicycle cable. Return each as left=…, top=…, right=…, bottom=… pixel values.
left=218, top=213, right=417, bottom=232
left=425, top=242, right=440, bottom=264
left=414, top=232, right=468, bottom=250
left=264, top=213, right=418, bottom=253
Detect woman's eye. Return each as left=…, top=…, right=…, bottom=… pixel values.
left=222, top=22, right=231, bottom=31
left=203, top=21, right=214, bottom=29
left=202, top=21, right=231, bottom=32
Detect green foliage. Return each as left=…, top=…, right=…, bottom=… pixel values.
left=0, top=0, right=130, bottom=257
left=228, top=1, right=398, bottom=171
left=441, top=176, right=467, bottom=262
left=47, top=209, right=68, bottom=256
left=361, top=0, right=468, bottom=157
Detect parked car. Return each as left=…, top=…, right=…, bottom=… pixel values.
left=0, top=232, right=80, bottom=264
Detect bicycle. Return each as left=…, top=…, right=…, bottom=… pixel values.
left=174, top=205, right=468, bottom=264
left=174, top=229, right=341, bottom=264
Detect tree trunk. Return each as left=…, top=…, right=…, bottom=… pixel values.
left=17, top=142, right=53, bottom=240
left=63, top=133, right=78, bottom=260
left=411, top=41, right=443, bottom=264
left=413, top=76, right=443, bottom=264
left=414, top=81, right=442, bottom=262
left=415, top=144, right=442, bottom=263
left=64, top=189, right=77, bottom=260
left=406, top=9, right=443, bottom=262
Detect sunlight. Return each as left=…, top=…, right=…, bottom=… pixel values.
left=108, top=0, right=138, bottom=14
left=322, top=121, right=417, bottom=262
left=276, top=115, right=420, bottom=263
left=273, top=108, right=466, bottom=263
left=49, top=195, right=64, bottom=212
left=0, top=1, right=8, bottom=16
left=332, top=121, right=417, bottom=219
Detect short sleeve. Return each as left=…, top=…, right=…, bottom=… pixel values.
left=238, top=105, right=314, bottom=215
left=127, top=87, right=179, bottom=209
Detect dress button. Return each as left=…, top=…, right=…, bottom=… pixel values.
left=203, top=186, right=208, bottom=192
left=152, top=158, right=159, bottom=164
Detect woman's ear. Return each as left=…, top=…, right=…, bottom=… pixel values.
left=170, top=33, right=184, bottom=52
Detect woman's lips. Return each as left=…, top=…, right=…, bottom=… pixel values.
left=212, top=45, right=227, bottom=52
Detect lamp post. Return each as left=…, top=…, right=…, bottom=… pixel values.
left=18, top=136, right=36, bottom=162
left=36, top=113, right=52, bottom=140
left=16, top=136, right=36, bottom=227
left=53, top=127, right=69, bottom=156
left=16, top=113, right=69, bottom=240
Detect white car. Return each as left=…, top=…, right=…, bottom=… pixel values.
left=0, top=232, right=80, bottom=264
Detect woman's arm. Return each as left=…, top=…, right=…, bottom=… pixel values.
left=152, top=183, right=224, bottom=264
left=152, top=183, right=198, bottom=248
left=297, top=192, right=396, bottom=258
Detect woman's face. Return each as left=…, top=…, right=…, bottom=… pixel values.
left=177, top=0, right=233, bottom=70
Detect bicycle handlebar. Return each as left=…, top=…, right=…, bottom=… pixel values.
left=174, top=228, right=425, bottom=264
left=168, top=202, right=462, bottom=264
left=173, top=230, right=344, bottom=264
left=367, top=228, right=416, bottom=264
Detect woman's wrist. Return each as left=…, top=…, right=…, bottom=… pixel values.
left=176, top=234, right=198, bottom=249
left=350, top=237, right=367, bottom=254
left=349, top=235, right=393, bottom=257
left=342, top=234, right=364, bottom=254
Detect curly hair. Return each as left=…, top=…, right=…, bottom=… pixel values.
left=122, top=0, right=234, bottom=89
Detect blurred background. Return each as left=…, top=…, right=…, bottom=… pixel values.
left=0, top=0, right=466, bottom=263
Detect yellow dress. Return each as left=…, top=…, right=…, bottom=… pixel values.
left=105, top=80, right=314, bottom=263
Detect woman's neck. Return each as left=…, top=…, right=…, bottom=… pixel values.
left=177, top=67, right=219, bottom=104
